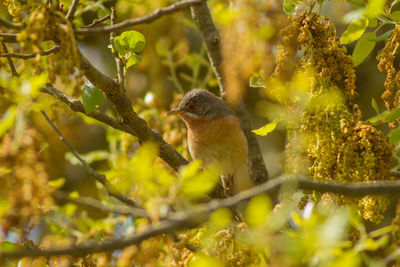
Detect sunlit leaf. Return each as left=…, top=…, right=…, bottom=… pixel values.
left=283, top=0, right=296, bottom=15
left=340, top=17, right=369, bottom=45
left=369, top=225, right=398, bottom=238
left=371, top=97, right=379, bottom=114
left=364, top=0, right=386, bottom=18
left=245, top=194, right=272, bottom=227
left=390, top=10, right=400, bottom=22
left=48, top=177, right=66, bottom=189
left=179, top=160, right=220, bottom=200
left=210, top=208, right=233, bottom=230
left=155, top=40, right=168, bottom=56
left=249, top=72, right=266, bottom=88
left=388, top=126, right=400, bottom=145
left=352, top=32, right=376, bottom=66
left=82, top=83, right=105, bottom=114
left=114, top=30, right=146, bottom=56
left=252, top=120, right=278, bottom=136
left=125, top=52, right=142, bottom=69
left=0, top=241, right=19, bottom=252
left=190, top=253, right=224, bottom=267
left=0, top=106, right=17, bottom=138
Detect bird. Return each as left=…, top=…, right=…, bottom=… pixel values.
left=167, top=88, right=252, bottom=196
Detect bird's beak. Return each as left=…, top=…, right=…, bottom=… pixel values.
left=167, top=108, right=182, bottom=115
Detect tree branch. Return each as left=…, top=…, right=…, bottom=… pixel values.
left=81, top=14, right=111, bottom=28
left=40, top=84, right=133, bottom=134
left=74, top=0, right=206, bottom=35
left=190, top=2, right=269, bottom=184
left=65, top=0, right=80, bottom=21
left=0, top=18, right=23, bottom=29
left=0, top=46, right=59, bottom=59
left=1, top=42, right=18, bottom=76
left=54, top=191, right=148, bottom=217
left=77, top=49, right=188, bottom=171
left=4, top=174, right=400, bottom=259
left=41, top=110, right=139, bottom=208
left=0, top=33, right=18, bottom=42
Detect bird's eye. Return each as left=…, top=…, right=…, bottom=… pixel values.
left=187, top=103, right=196, bottom=112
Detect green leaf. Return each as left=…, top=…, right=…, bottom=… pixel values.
left=388, top=126, right=400, bottom=146
left=48, top=177, right=66, bottom=189
left=368, top=29, right=394, bottom=42
left=340, top=17, right=369, bottom=44
left=283, top=0, right=296, bottom=15
left=0, top=106, right=17, bottom=138
left=179, top=160, right=220, bottom=200
left=245, top=194, right=272, bottom=227
left=125, top=53, right=142, bottom=69
left=210, top=208, right=233, bottom=230
left=368, top=108, right=400, bottom=123
left=364, top=0, right=386, bottom=18
left=0, top=241, right=19, bottom=252
left=249, top=72, right=266, bottom=88
left=369, top=225, right=398, bottom=238
left=113, top=30, right=146, bottom=57
left=93, top=230, right=104, bottom=241
left=82, top=84, right=105, bottom=114
left=368, top=17, right=378, bottom=27
left=390, top=10, right=400, bottom=22
left=252, top=120, right=278, bottom=136
left=387, top=108, right=400, bottom=121
left=190, top=253, right=224, bottom=267
left=155, top=40, right=168, bottom=57
left=371, top=97, right=380, bottom=114
left=352, top=32, right=376, bottom=66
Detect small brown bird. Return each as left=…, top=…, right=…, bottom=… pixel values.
left=167, top=89, right=252, bottom=195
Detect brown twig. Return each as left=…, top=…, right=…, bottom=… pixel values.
left=78, top=49, right=188, bottom=171
left=4, top=174, right=400, bottom=259
left=81, top=14, right=111, bottom=28
left=41, top=110, right=139, bottom=208
left=74, top=0, right=206, bottom=35
left=1, top=42, right=18, bottom=76
left=0, top=33, right=18, bottom=42
left=65, top=0, right=80, bottom=21
left=40, top=84, right=133, bottom=134
left=190, top=3, right=269, bottom=184
left=54, top=191, right=148, bottom=217
left=0, top=46, right=60, bottom=59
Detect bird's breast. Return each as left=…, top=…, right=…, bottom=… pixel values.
left=186, top=115, right=248, bottom=176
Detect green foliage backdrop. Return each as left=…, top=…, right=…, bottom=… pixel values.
left=2, top=0, right=400, bottom=266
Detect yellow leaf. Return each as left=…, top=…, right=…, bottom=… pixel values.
left=252, top=120, right=278, bottom=136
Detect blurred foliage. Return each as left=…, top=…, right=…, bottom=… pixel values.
left=3, top=0, right=400, bottom=266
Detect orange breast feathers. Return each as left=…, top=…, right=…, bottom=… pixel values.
left=184, top=114, right=252, bottom=191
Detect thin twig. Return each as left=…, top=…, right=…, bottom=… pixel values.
left=0, top=46, right=60, bottom=59
left=40, top=84, right=133, bottom=134
left=41, top=110, right=139, bottom=208
left=4, top=174, right=400, bottom=259
left=1, top=42, right=18, bottom=76
left=110, top=7, right=125, bottom=92
left=54, top=191, right=148, bottom=217
left=74, top=0, right=205, bottom=35
left=66, top=0, right=80, bottom=21
left=81, top=14, right=111, bottom=28
left=0, top=18, right=23, bottom=29
left=0, top=33, right=18, bottom=42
